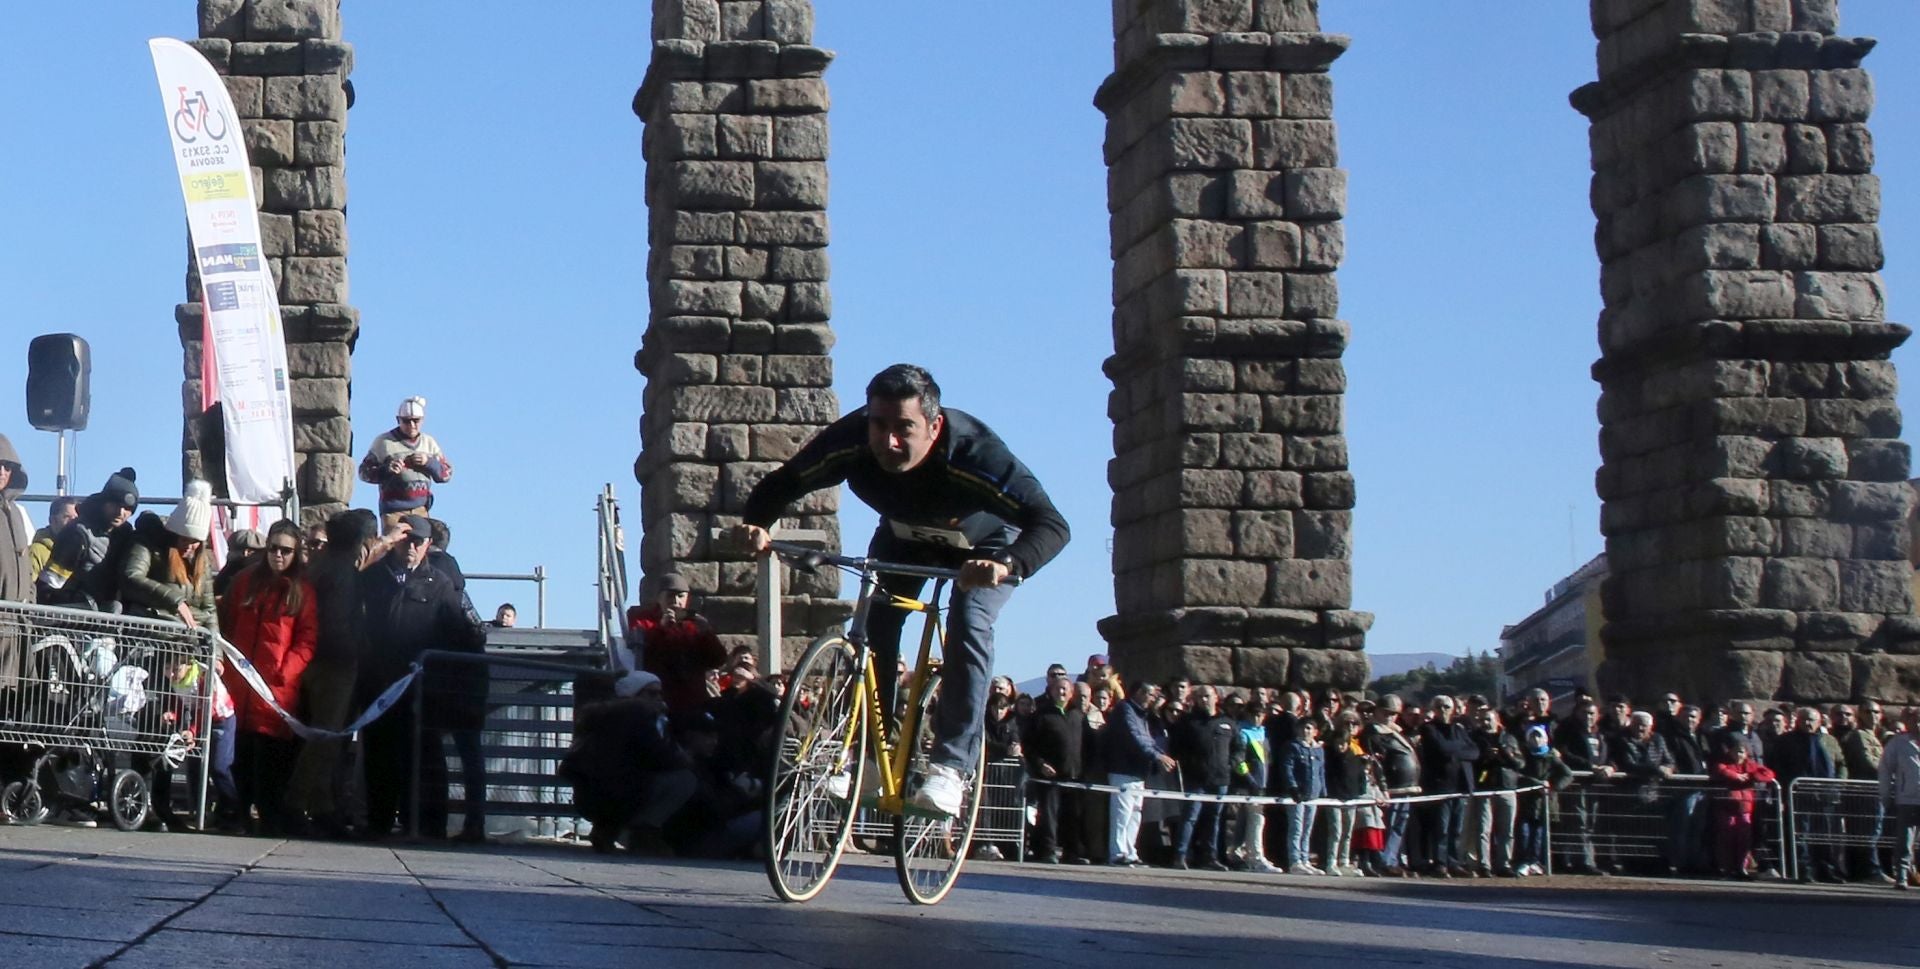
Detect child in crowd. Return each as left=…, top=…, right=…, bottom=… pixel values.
left=1711, top=735, right=1776, bottom=879
left=1284, top=717, right=1327, bottom=874
left=1514, top=724, right=1572, bottom=876
left=1229, top=702, right=1279, bottom=873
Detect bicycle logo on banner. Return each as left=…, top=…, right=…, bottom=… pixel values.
left=171, top=86, right=229, bottom=144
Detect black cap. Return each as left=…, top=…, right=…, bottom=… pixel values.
left=399, top=513, right=432, bottom=539
left=99, top=467, right=138, bottom=509
left=656, top=572, right=690, bottom=593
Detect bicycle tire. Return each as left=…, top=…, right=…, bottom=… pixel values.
left=893, top=671, right=987, bottom=905
left=764, top=634, right=866, bottom=903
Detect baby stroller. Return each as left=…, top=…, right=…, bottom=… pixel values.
left=0, top=633, right=191, bottom=831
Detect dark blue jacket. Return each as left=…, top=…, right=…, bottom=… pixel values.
left=1103, top=697, right=1165, bottom=777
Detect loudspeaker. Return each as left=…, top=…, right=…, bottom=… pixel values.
left=27, top=333, right=90, bottom=432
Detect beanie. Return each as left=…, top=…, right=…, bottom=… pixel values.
left=166, top=480, right=214, bottom=542
left=614, top=670, right=662, bottom=698
left=99, top=467, right=139, bottom=510
left=397, top=396, right=426, bottom=420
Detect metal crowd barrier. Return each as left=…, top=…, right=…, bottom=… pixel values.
left=1555, top=773, right=1784, bottom=876
left=1787, top=777, right=1896, bottom=882
left=0, top=601, right=217, bottom=830
left=849, top=757, right=1027, bottom=859
left=411, top=650, right=602, bottom=839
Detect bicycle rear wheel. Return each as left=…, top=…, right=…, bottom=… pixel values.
left=894, top=672, right=986, bottom=905
left=764, top=634, right=866, bottom=903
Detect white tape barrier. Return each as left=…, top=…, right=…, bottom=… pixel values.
left=215, top=635, right=420, bottom=741
left=1028, top=777, right=1547, bottom=808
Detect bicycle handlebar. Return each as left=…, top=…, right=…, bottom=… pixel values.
left=765, top=539, right=1022, bottom=587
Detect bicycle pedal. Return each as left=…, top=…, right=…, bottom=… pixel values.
left=864, top=794, right=905, bottom=815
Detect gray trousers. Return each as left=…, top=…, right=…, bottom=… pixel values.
left=864, top=525, right=1016, bottom=773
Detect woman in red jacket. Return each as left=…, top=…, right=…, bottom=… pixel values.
left=219, top=520, right=318, bottom=833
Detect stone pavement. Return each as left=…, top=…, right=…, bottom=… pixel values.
left=0, top=825, right=1913, bottom=968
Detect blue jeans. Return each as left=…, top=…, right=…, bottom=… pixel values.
left=1667, top=791, right=1708, bottom=872
left=1287, top=803, right=1319, bottom=868
left=1381, top=801, right=1412, bottom=869
left=1515, top=817, right=1547, bottom=870
left=1424, top=798, right=1466, bottom=870
left=864, top=526, right=1017, bottom=773
left=1176, top=785, right=1227, bottom=862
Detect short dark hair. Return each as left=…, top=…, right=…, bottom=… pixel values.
left=866, top=364, right=941, bottom=421
left=49, top=496, right=78, bottom=522
left=428, top=518, right=451, bottom=550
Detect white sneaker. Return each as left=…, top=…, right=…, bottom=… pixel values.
left=1326, top=864, right=1343, bottom=877
left=824, top=771, right=851, bottom=800
left=1250, top=859, right=1282, bottom=874
left=906, top=764, right=965, bottom=818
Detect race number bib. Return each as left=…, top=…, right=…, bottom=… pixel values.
left=889, top=521, right=973, bottom=549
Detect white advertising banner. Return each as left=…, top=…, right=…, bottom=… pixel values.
left=149, top=38, right=297, bottom=513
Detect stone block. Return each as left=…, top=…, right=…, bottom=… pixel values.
left=1280, top=73, right=1332, bottom=120
left=738, top=211, right=828, bottom=246
left=1839, top=560, right=1913, bottom=613
left=1266, top=559, right=1349, bottom=609
left=1180, top=393, right=1261, bottom=430
left=280, top=256, right=345, bottom=303
left=1722, top=649, right=1785, bottom=699
left=1780, top=652, right=1852, bottom=701
left=1226, top=170, right=1286, bottom=218
left=1285, top=272, right=1337, bottom=317
left=1828, top=124, right=1874, bottom=173
left=746, top=79, right=829, bottom=112
left=1231, top=509, right=1293, bottom=557
left=1784, top=124, right=1827, bottom=173
left=294, top=209, right=346, bottom=256
left=670, top=385, right=775, bottom=423
left=1737, top=123, right=1786, bottom=173
left=773, top=115, right=828, bottom=160
left=291, top=415, right=350, bottom=453
left=1220, top=432, right=1285, bottom=468
left=1247, top=221, right=1303, bottom=268
left=1753, top=70, right=1810, bottom=121
left=245, top=0, right=341, bottom=41
left=1224, top=72, right=1282, bottom=117
left=1233, top=646, right=1292, bottom=685
left=786, top=282, right=830, bottom=321
left=262, top=75, right=347, bottom=121
left=1760, top=223, right=1817, bottom=269
left=1672, top=174, right=1775, bottom=223
left=200, top=0, right=246, bottom=38
left=755, top=162, right=828, bottom=209
left=290, top=121, right=343, bottom=166
left=262, top=166, right=344, bottom=211
left=669, top=160, right=756, bottom=208
left=285, top=340, right=348, bottom=378
left=231, top=41, right=303, bottom=75
left=1762, top=557, right=1839, bottom=610
left=1809, top=69, right=1873, bottom=123
left=297, top=450, right=353, bottom=503
left=1294, top=510, right=1352, bottom=558
left=1303, top=471, right=1354, bottom=509
left=1777, top=174, right=1880, bottom=222
left=1817, top=225, right=1884, bottom=271
left=255, top=212, right=294, bottom=258
left=1281, top=169, right=1345, bottom=220
left=1855, top=654, right=1920, bottom=703
left=1254, top=120, right=1337, bottom=170
left=1287, top=648, right=1368, bottom=691
left=1242, top=470, right=1303, bottom=508
left=1167, top=118, right=1254, bottom=169
left=1225, top=271, right=1285, bottom=317
left=1679, top=69, right=1754, bottom=121
left=223, top=75, right=264, bottom=119
left=1165, top=559, right=1266, bottom=607
left=1795, top=271, right=1885, bottom=321
left=300, top=39, right=353, bottom=75
left=1263, top=395, right=1341, bottom=433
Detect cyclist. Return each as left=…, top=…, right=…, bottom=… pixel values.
left=730, top=363, right=1069, bottom=817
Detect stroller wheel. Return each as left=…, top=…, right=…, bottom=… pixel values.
left=2, top=782, right=47, bottom=826
left=109, top=770, right=150, bottom=832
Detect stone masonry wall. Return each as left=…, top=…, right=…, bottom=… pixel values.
left=1095, top=0, right=1371, bottom=691
left=634, top=0, right=849, bottom=657
left=1576, top=0, right=1920, bottom=704
left=182, top=0, right=356, bottom=524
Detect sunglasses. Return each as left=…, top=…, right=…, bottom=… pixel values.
left=406, top=535, right=431, bottom=546
left=266, top=544, right=298, bottom=556
left=398, top=417, right=422, bottom=424
left=304, top=538, right=327, bottom=549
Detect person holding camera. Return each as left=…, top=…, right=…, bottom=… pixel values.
left=357, top=396, right=454, bottom=531
left=626, top=572, right=725, bottom=717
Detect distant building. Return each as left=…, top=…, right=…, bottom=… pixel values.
left=1497, top=555, right=1608, bottom=704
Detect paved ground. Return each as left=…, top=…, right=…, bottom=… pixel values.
left=0, top=826, right=1913, bottom=969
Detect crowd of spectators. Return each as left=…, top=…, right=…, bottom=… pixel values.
left=991, top=654, right=1920, bottom=890
left=0, top=404, right=496, bottom=842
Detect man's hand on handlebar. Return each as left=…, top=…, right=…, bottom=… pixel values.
left=727, top=523, right=772, bottom=555
left=957, top=558, right=1011, bottom=591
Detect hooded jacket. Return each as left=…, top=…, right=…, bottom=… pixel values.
left=219, top=565, right=318, bottom=740
left=119, top=512, right=216, bottom=626
left=0, top=434, right=28, bottom=604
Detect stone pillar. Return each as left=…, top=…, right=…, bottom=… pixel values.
left=1094, top=0, right=1370, bottom=691
left=181, top=0, right=356, bottom=524
left=633, top=0, right=848, bottom=657
left=1576, top=0, right=1919, bottom=704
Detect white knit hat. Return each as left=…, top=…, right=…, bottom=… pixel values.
left=397, top=396, right=426, bottom=419
left=166, top=480, right=214, bottom=542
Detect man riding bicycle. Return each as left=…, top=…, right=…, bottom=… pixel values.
left=730, top=363, right=1069, bottom=818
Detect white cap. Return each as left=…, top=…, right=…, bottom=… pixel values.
left=166, top=480, right=214, bottom=542
left=397, top=396, right=427, bottom=419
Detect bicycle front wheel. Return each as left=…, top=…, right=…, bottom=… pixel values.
left=894, top=671, right=986, bottom=905
left=764, top=634, right=866, bottom=903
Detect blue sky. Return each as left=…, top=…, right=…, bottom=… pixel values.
left=1, top=2, right=1916, bottom=681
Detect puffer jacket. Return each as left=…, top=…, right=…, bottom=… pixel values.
left=118, top=513, right=215, bottom=626
left=219, top=566, right=318, bottom=739
left=37, top=496, right=132, bottom=611
left=1363, top=722, right=1420, bottom=794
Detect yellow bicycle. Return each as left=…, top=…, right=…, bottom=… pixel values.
left=760, top=540, right=1009, bottom=904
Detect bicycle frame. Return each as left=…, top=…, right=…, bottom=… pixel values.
left=772, top=540, right=954, bottom=814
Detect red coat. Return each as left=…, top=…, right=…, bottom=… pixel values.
left=627, top=603, right=725, bottom=715
left=219, top=568, right=318, bottom=740
left=1711, top=761, right=1776, bottom=816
